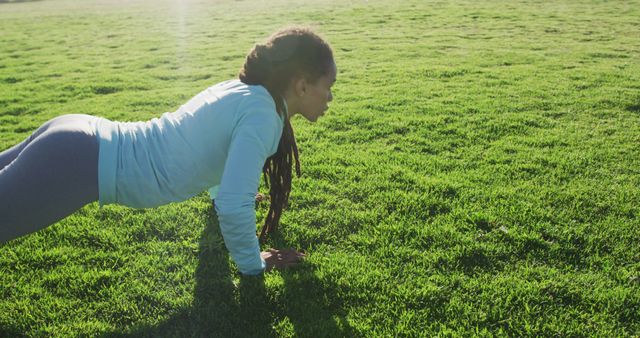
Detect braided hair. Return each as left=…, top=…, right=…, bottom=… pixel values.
left=238, top=27, right=334, bottom=241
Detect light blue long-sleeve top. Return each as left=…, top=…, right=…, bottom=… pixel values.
left=95, top=79, right=284, bottom=275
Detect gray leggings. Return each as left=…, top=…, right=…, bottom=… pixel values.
left=0, top=114, right=100, bottom=243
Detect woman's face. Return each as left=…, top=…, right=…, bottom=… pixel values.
left=296, top=61, right=337, bottom=122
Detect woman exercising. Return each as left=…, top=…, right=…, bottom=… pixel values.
left=0, top=27, right=337, bottom=275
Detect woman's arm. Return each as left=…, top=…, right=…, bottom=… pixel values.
left=214, top=105, right=282, bottom=275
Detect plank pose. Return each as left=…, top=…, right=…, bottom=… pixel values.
left=0, top=27, right=337, bottom=275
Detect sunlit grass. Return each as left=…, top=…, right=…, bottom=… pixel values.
left=1, top=0, right=639, bottom=336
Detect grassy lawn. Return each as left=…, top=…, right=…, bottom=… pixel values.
left=1, top=0, right=639, bottom=336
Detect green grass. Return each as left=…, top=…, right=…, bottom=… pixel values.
left=1, top=0, right=639, bottom=336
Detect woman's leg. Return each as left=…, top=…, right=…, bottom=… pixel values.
left=0, top=123, right=50, bottom=170
left=0, top=115, right=87, bottom=170
left=0, top=142, right=28, bottom=171
left=0, top=115, right=100, bottom=243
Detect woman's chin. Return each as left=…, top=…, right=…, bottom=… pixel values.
left=303, top=114, right=320, bottom=122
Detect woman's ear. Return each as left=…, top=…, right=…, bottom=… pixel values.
left=293, top=76, right=307, bottom=97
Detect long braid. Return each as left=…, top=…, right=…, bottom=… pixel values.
left=238, top=26, right=333, bottom=241
left=260, top=111, right=301, bottom=241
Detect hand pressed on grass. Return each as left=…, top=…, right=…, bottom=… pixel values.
left=261, top=248, right=305, bottom=272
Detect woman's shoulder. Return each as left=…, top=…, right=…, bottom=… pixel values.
left=227, top=81, right=278, bottom=118
left=193, top=79, right=280, bottom=125
left=208, top=79, right=271, bottom=100
left=212, top=80, right=282, bottom=151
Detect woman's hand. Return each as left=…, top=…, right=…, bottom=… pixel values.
left=261, top=248, right=305, bottom=272
left=255, top=192, right=269, bottom=203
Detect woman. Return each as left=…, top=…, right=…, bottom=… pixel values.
left=0, top=26, right=337, bottom=275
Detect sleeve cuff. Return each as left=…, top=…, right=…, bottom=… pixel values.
left=240, top=257, right=267, bottom=276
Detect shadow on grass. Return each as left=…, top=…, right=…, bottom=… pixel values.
left=0, top=325, right=22, bottom=337
left=268, top=231, right=356, bottom=337
left=626, top=103, right=640, bottom=113
left=102, top=203, right=353, bottom=337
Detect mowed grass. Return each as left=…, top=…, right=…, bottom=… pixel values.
left=1, top=0, right=639, bottom=336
